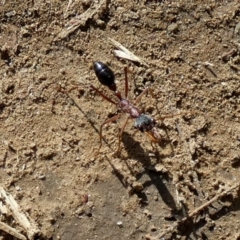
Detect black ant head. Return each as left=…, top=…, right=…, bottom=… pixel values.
left=134, top=114, right=156, bottom=132
left=93, top=61, right=117, bottom=92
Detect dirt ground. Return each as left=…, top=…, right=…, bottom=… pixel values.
left=1, top=0, right=240, bottom=239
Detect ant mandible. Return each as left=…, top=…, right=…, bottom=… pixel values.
left=91, top=61, right=164, bottom=155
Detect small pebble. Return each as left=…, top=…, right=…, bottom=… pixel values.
left=38, top=174, right=46, bottom=180
left=150, top=225, right=157, bottom=231
left=117, top=221, right=123, bottom=228
left=167, top=23, right=179, bottom=33
left=143, top=209, right=152, bottom=218
left=5, top=11, right=16, bottom=17
left=234, top=22, right=240, bottom=38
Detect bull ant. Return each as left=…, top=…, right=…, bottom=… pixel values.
left=92, top=61, right=178, bottom=155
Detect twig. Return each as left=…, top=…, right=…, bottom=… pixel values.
left=198, top=61, right=217, bottom=77
left=0, top=187, right=39, bottom=240
left=65, top=0, right=73, bottom=14
left=200, top=61, right=214, bottom=67
left=108, top=37, right=149, bottom=67
left=0, top=221, right=26, bottom=240
left=150, top=182, right=240, bottom=239
left=55, top=0, right=107, bottom=40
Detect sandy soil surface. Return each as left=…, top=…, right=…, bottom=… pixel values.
left=1, top=0, right=240, bottom=239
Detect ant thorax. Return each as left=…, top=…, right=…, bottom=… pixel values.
left=119, top=98, right=141, bottom=118
left=134, top=114, right=156, bottom=132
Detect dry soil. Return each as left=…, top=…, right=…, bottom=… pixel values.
left=1, top=1, right=240, bottom=240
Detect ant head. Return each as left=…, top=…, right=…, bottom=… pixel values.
left=134, top=114, right=156, bottom=132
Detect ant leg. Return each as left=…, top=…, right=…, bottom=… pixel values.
left=56, top=83, right=87, bottom=94
left=134, top=86, right=150, bottom=104
left=64, top=84, right=117, bottom=105
left=95, top=113, right=123, bottom=156
left=115, top=115, right=130, bottom=155
left=57, top=83, right=118, bottom=105
left=90, top=85, right=117, bottom=105
left=157, top=111, right=195, bottom=121
left=124, top=67, right=129, bottom=98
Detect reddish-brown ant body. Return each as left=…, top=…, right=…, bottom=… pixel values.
left=92, top=61, right=162, bottom=155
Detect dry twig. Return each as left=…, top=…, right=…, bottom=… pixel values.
left=0, top=221, right=26, bottom=240
left=0, top=187, right=39, bottom=240
left=108, top=37, right=149, bottom=67
left=148, top=182, right=240, bottom=239
left=56, top=0, right=107, bottom=40
left=65, top=0, right=73, bottom=15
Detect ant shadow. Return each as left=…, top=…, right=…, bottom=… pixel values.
left=63, top=94, right=114, bottom=150
left=119, top=131, right=178, bottom=211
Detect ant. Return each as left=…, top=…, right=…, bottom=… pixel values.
left=92, top=61, right=177, bottom=155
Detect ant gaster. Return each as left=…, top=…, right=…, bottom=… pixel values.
left=92, top=61, right=162, bottom=155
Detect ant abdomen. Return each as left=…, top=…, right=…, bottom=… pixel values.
left=93, top=62, right=116, bottom=91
